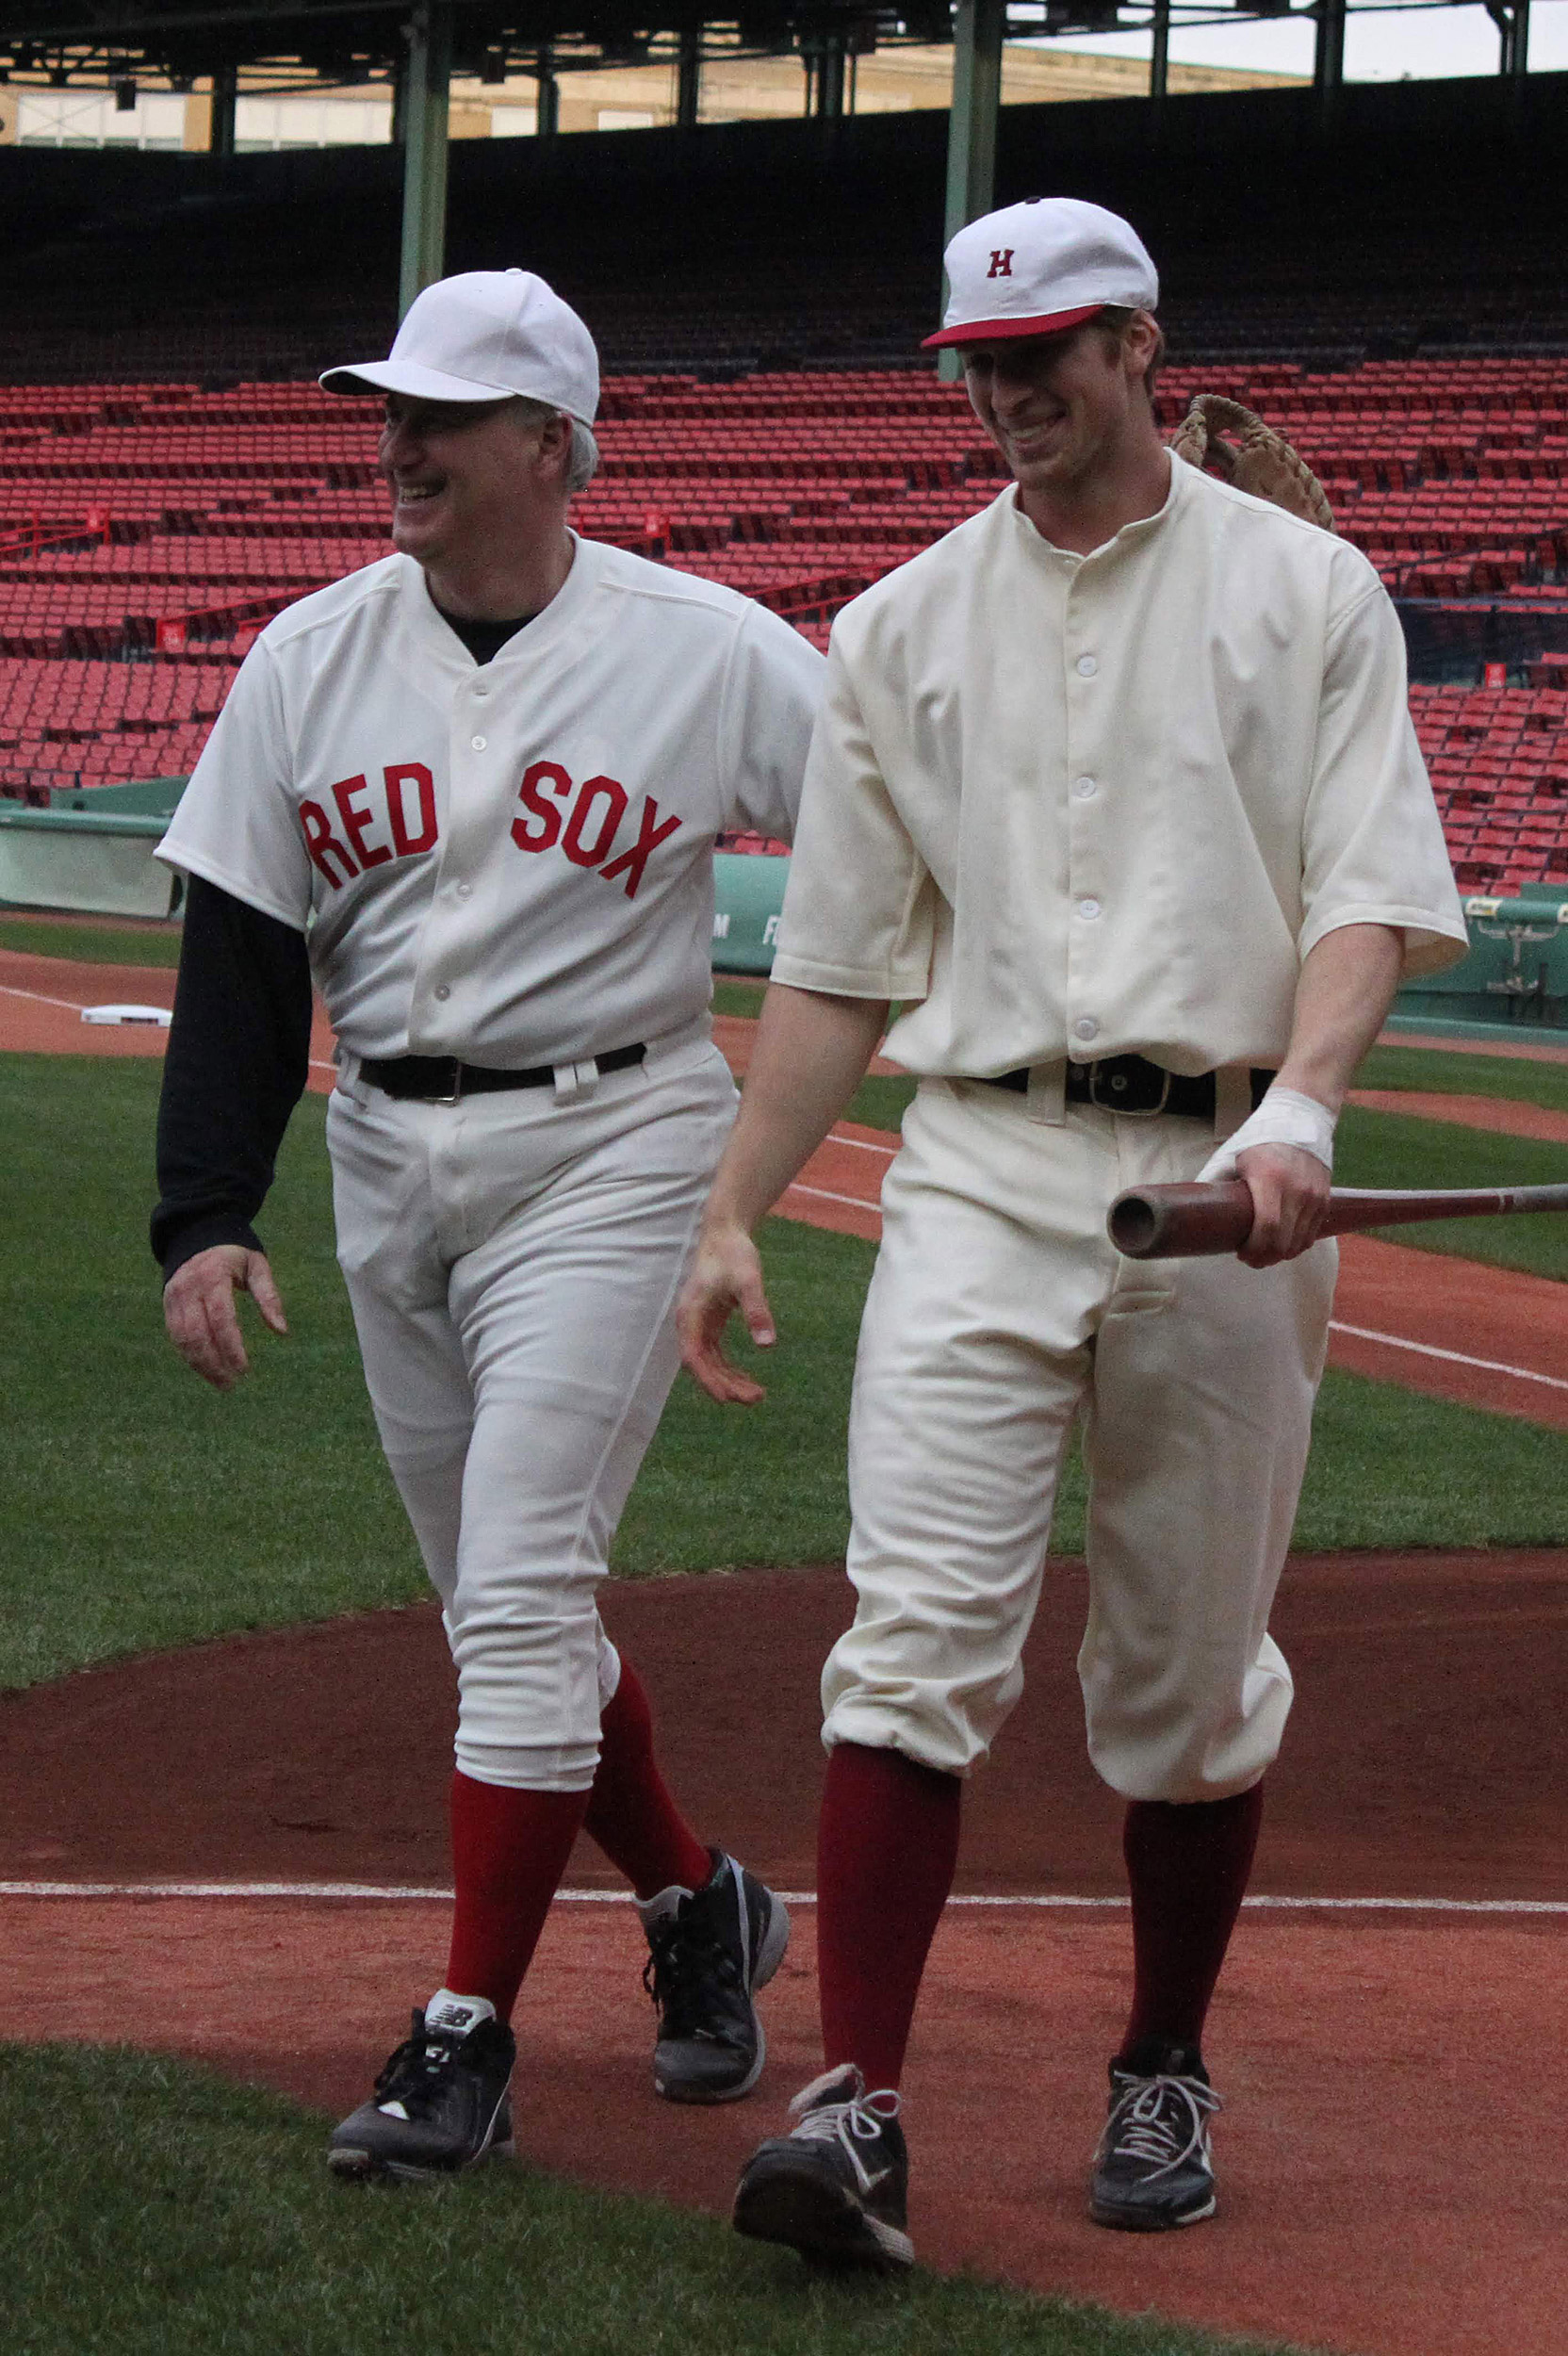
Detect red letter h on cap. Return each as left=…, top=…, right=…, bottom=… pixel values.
left=988, top=249, right=1014, bottom=279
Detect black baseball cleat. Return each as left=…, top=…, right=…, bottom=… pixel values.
left=327, top=1991, right=516, bottom=2183
left=1089, top=2038, right=1222, bottom=2231
left=638, top=1849, right=790, bottom=2103
left=732, top=2063, right=913, bottom=2271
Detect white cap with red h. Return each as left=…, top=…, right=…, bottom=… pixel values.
left=923, top=198, right=1159, bottom=351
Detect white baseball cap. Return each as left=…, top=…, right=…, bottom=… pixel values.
left=923, top=198, right=1158, bottom=350
left=319, top=269, right=599, bottom=424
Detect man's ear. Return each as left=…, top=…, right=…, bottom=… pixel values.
left=533, top=412, right=574, bottom=483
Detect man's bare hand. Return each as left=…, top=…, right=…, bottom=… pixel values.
left=163, top=1244, right=287, bottom=1391
left=677, top=1223, right=776, bottom=1404
left=1234, top=1143, right=1332, bottom=1269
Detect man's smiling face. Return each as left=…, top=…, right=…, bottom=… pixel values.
left=960, top=317, right=1152, bottom=506
left=378, top=394, right=556, bottom=574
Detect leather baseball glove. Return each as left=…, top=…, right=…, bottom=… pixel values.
left=1168, top=393, right=1335, bottom=532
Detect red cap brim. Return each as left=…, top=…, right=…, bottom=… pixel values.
left=921, top=303, right=1106, bottom=351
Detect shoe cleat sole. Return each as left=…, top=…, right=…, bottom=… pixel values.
left=1089, top=2185, right=1216, bottom=2233
left=734, top=2154, right=913, bottom=2271
left=326, top=2130, right=515, bottom=2184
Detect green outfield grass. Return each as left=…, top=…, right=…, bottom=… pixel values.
left=1337, top=1104, right=1568, bottom=1277
left=0, top=915, right=184, bottom=965
left=1355, top=1039, right=1568, bottom=1115
left=3, top=987, right=1560, bottom=2356
left=4, top=1053, right=1566, bottom=1693
left=0, top=2044, right=1313, bottom=2356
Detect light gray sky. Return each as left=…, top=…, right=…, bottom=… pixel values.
left=1035, top=1, right=1567, bottom=81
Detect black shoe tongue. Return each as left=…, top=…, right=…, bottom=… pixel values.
left=1117, top=2037, right=1206, bottom=2081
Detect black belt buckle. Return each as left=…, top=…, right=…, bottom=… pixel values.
left=1088, top=1055, right=1172, bottom=1117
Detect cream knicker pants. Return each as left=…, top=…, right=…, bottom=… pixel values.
left=326, top=1035, right=737, bottom=1792
left=821, top=1075, right=1338, bottom=1803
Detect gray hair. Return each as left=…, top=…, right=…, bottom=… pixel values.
left=514, top=394, right=599, bottom=493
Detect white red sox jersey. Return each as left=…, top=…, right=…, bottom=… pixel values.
left=773, top=456, right=1468, bottom=1071
left=157, top=537, right=824, bottom=1062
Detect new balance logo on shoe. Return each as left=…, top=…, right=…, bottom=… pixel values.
left=327, top=2003, right=517, bottom=2184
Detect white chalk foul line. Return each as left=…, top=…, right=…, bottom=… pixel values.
left=788, top=1154, right=1564, bottom=1393
left=1330, top=1318, right=1568, bottom=1393
left=0, top=980, right=335, bottom=1078
left=0, top=981, right=97, bottom=1015
left=783, top=1180, right=881, bottom=1216
left=1, top=1881, right=1563, bottom=1916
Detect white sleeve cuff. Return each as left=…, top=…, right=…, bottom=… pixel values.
left=1197, top=1085, right=1337, bottom=1184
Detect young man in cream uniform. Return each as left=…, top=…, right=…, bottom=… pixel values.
left=679, top=199, right=1465, bottom=2266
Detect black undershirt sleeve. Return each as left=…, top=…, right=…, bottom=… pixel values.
left=150, top=874, right=314, bottom=1284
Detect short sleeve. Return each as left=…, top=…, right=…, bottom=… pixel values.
left=1298, top=581, right=1468, bottom=979
left=155, top=639, right=314, bottom=932
left=716, top=606, right=827, bottom=844
left=769, top=640, right=935, bottom=1001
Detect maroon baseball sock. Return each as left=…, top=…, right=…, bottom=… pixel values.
left=1117, top=1782, right=1265, bottom=2064
left=444, top=1770, right=591, bottom=2022
left=816, top=1741, right=964, bottom=2092
left=580, top=1656, right=714, bottom=1900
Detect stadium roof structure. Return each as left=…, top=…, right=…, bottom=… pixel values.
left=0, top=0, right=1539, bottom=337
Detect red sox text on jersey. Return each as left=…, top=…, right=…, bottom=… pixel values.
left=302, top=758, right=682, bottom=900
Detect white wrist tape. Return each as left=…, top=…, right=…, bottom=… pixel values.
left=1197, top=1086, right=1337, bottom=1184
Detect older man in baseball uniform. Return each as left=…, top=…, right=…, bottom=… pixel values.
left=153, top=270, right=823, bottom=2181
left=678, top=199, right=1467, bottom=2266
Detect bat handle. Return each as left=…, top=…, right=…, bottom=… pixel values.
left=1108, top=1181, right=1255, bottom=1259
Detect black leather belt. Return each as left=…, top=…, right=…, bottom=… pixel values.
left=984, top=1053, right=1274, bottom=1119
left=363, top=1043, right=646, bottom=1104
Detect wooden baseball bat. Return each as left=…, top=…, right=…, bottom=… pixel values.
left=1107, top=1179, right=1568, bottom=1261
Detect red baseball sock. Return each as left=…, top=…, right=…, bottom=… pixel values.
left=444, top=1770, right=590, bottom=2022
left=1117, top=1782, right=1265, bottom=2063
left=817, top=1741, right=963, bottom=2093
left=581, top=1656, right=713, bottom=1901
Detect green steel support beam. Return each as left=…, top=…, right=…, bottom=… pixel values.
left=817, top=34, right=847, bottom=118
left=676, top=22, right=702, bottom=126
left=208, top=61, right=236, bottom=155
left=938, top=0, right=1004, bottom=384
left=536, top=46, right=560, bottom=136
left=1151, top=0, right=1169, bottom=106
left=1492, top=0, right=1531, bottom=75
left=399, top=0, right=451, bottom=319
left=1309, top=0, right=1347, bottom=100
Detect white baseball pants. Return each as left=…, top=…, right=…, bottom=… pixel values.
left=326, top=1030, right=737, bottom=1792
left=821, top=1075, right=1337, bottom=1803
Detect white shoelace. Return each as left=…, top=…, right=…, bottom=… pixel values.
left=1102, top=2072, right=1222, bottom=2180
left=786, top=2066, right=901, bottom=2194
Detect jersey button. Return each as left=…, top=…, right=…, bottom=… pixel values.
left=1075, top=654, right=1098, bottom=678
left=473, top=684, right=490, bottom=698
left=470, top=734, right=487, bottom=750
left=456, top=882, right=473, bottom=900
left=1077, top=897, right=1101, bottom=921
left=1073, top=1016, right=1099, bottom=1041
left=435, top=985, right=451, bottom=1001
left=1073, top=775, right=1097, bottom=799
